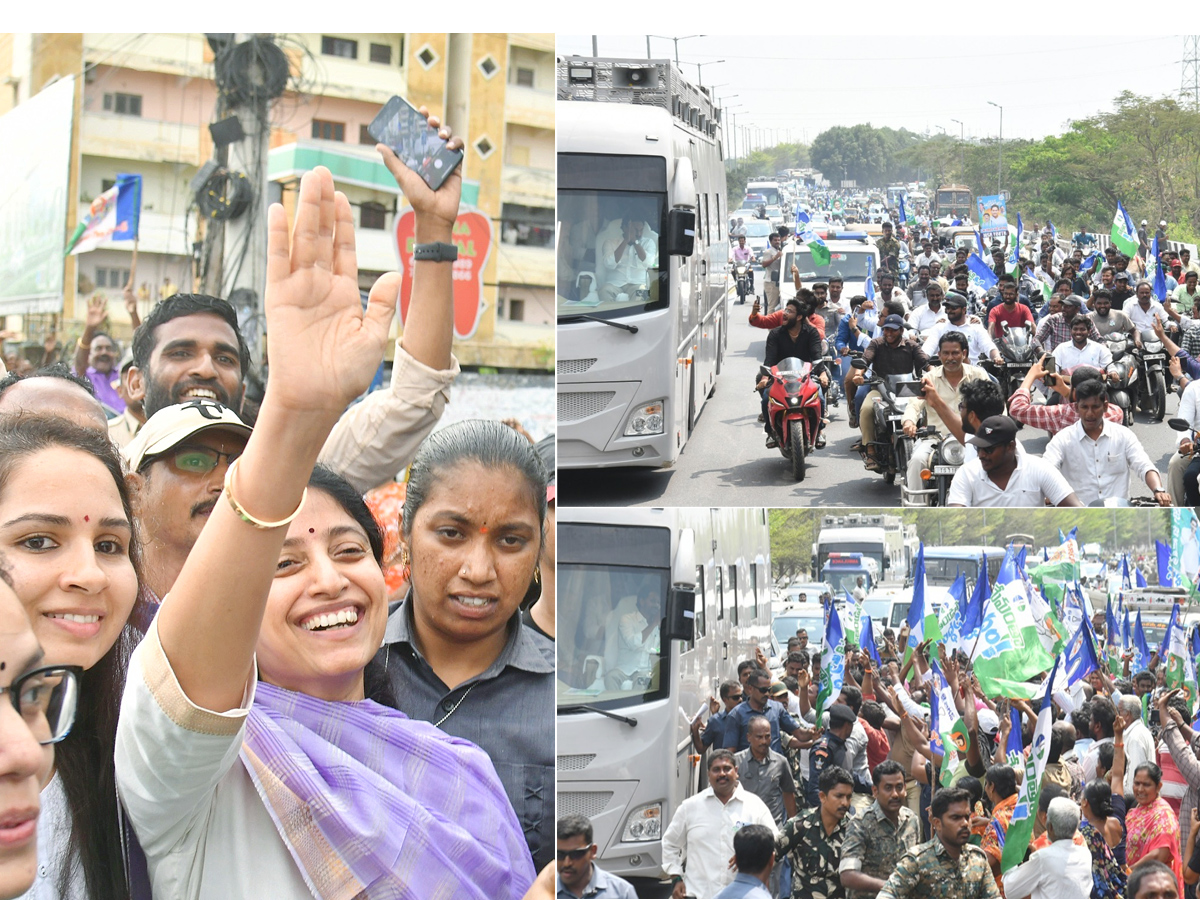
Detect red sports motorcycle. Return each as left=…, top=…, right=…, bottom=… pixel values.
left=760, top=356, right=824, bottom=480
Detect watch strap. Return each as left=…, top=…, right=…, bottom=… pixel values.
left=413, top=241, right=458, bottom=262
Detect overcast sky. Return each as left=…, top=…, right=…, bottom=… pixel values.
left=558, top=35, right=1191, bottom=146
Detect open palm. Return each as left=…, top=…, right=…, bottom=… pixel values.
left=264, top=166, right=397, bottom=414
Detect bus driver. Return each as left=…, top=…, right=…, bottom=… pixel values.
left=605, top=588, right=662, bottom=690
left=600, top=215, right=659, bottom=303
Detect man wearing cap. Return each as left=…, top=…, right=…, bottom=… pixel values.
left=124, top=399, right=252, bottom=606
left=921, top=294, right=1003, bottom=364
left=804, top=704, right=856, bottom=806
left=1156, top=219, right=1168, bottom=248
left=1042, top=378, right=1170, bottom=506
left=947, top=415, right=1083, bottom=508
left=851, top=315, right=930, bottom=470
left=1036, top=294, right=1102, bottom=354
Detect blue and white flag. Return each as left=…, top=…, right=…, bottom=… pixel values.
left=1136, top=567, right=1147, bottom=589
left=937, top=573, right=973, bottom=653
left=1121, top=555, right=1133, bottom=591
left=967, top=252, right=999, bottom=291
left=1151, top=234, right=1168, bottom=301
left=1133, top=610, right=1152, bottom=672
left=816, top=600, right=846, bottom=713
left=861, top=613, right=882, bottom=666
left=1005, top=705, right=1024, bottom=768
left=864, top=254, right=876, bottom=303
left=65, top=172, right=143, bottom=255
left=1158, top=540, right=1175, bottom=587
left=1065, top=613, right=1101, bottom=685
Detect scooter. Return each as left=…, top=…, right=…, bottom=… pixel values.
left=734, top=262, right=753, bottom=304
left=985, top=323, right=1038, bottom=400
left=850, top=358, right=924, bottom=486
left=899, top=425, right=966, bottom=507
left=761, top=357, right=824, bottom=481
left=1104, top=334, right=1138, bottom=427
left=1133, top=329, right=1168, bottom=421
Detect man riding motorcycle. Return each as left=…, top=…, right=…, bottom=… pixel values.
left=732, top=235, right=756, bottom=303
left=1088, top=288, right=1136, bottom=340
left=987, top=277, right=1036, bottom=337
left=757, top=292, right=829, bottom=449
left=921, top=293, right=1004, bottom=365
left=850, top=314, right=930, bottom=471
left=901, top=330, right=990, bottom=505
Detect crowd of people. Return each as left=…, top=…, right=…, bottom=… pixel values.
left=750, top=206, right=1200, bottom=507
left=0, top=112, right=557, bottom=900
left=643, top=538, right=1200, bottom=899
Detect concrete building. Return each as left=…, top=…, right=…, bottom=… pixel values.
left=0, top=32, right=553, bottom=370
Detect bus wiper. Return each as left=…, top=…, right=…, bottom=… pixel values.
left=558, top=704, right=638, bottom=726
left=557, top=314, right=639, bottom=334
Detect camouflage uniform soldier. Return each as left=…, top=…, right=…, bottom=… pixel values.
left=838, top=761, right=920, bottom=898
left=877, top=787, right=1000, bottom=899
left=776, top=765, right=854, bottom=899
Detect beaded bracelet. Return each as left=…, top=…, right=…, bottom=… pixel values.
left=223, top=457, right=306, bottom=529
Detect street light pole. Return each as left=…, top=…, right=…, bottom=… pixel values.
left=950, top=118, right=965, bottom=176
left=647, top=34, right=704, bottom=66
left=690, top=59, right=724, bottom=87
left=987, top=101, right=1003, bottom=196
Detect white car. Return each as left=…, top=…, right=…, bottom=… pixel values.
left=779, top=236, right=880, bottom=310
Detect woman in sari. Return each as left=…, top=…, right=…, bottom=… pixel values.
left=115, top=147, right=536, bottom=899
left=1128, top=762, right=1184, bottom=898
left=1080, top=778, right=1126, bottom=899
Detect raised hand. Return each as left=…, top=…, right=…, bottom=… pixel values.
left=263, top=166, right=398, bottom=416
left=376, top=109, right=464, bottom=233
left=85, top=295, right=108, bottom=329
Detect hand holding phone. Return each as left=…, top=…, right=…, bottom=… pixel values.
left=370, top=99, right=464, bottom=230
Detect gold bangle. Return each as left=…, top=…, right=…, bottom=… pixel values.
left=76, top=338, right=88, bottom=351
left=223, top=457, right=306, bottom=529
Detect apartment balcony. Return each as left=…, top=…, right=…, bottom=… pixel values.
left=80, top=112, right=203, bottom=166
left=504, top=84, right=553, bottom=130
left=500, top=164, right=553, bottom=208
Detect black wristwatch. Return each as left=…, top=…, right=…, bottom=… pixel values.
left=413, top=241, right=458, bottom=262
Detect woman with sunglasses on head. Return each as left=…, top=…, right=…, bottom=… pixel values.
left=115, top=159, right=535, bottom=899
left=0, top=566, right=80, bottom=900
left=0, top=417, right=147, bottom=900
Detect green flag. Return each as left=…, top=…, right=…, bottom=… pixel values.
left=973, top=580, right=1057, bottom=699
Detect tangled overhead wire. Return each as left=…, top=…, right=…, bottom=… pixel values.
left=196, top=167, right=252, bottom=221
left=213, top=35, right=290, bottom=108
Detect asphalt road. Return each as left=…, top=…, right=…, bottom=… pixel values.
left=558, top=289, right=1185, bottom=508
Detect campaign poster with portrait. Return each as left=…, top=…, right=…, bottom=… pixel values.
left=977, top=194, right=1008, bottom=236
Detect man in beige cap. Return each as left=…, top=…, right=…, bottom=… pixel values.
left=123, top=398, right=252, bottom=605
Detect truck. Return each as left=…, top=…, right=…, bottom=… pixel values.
left=556, top=506, right=772, bottom=892
left=815, top=513, right=917, bottom=586
left=557, top=57, right=728, bottom=470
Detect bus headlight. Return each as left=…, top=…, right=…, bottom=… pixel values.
left=621, top=802, right=662, bottom=841
left=624, top=401, right=665, bottom=436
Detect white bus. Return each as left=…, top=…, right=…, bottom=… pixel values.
left=816, top=513, right=914, bottom=585
left=557, top=57, right=728, bottom=469
left=557, top=507, right=772, bottom=891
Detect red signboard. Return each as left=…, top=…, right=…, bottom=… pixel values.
left=394, top=208, right=493, bottom=340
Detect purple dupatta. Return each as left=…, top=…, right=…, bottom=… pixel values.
left=241, top=682, right=535, bottom=900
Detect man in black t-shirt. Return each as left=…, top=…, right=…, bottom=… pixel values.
left=757, top=293, right=827, bottom=448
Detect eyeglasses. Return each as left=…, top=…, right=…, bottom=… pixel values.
left=557, top=847, right=591, bottom=862
left=152, top=444, right=241, bottom=475
left=1, top=665, right=81, bottom=745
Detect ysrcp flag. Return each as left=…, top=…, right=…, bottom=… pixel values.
left=972, top=577, right=1057, bottom=699
left=864, top=253, right=876, bottom=303
left=967, top=252, right=999, bottom=292
left=1111, top=201, right=1139, bottom=258
left=65, top=173, right=142, bottom=255
left=1001, top=656, right=1060, bottom=872
left=816, top=602, right=846, bottom=714
left=931, top=661, right=967, bottom=788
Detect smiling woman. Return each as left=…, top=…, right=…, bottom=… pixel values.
left=0, top=415, right=148, bottom=900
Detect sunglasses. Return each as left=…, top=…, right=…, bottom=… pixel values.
left=150, top=444, right=241, bottom=475
left=557, top=847, right=591, bottom=862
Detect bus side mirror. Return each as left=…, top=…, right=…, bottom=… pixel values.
left=664, top=208, right=696, bottom=257
left=663, top=587, right=695, bottom=643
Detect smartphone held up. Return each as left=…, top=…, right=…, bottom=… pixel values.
left=368, top=95, right=464, bottom=192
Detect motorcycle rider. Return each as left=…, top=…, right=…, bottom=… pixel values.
left=1042, top=378, right=1171, bottom=506
left=987, top=277, right=1036, bottom=337
left=1088, top=288, right=1136, bottom=340
left=733, top=235, right=755, bottom=303
left=1036, top=294, right=1101, bottom=353
left=946, top=415, right=1083, bottom=508
left=838, top=295, right=876, bottom=427
left=850, top=314, right=930, bottom=471
left=1124, top=279, right=1177, bottom=342
left=1008, top=363, right=1123, bottom=436
left=877, top=270, right=907, bottom=310
left=828, top=276, right=846, bottom=313
left=1053, top=315, right=1113, bottom=372
left=921, top=293, right=1003, bottom=365
left=758, top=293, right=828, bottom=449
left=949, top=267, right=987, bottom=311
left=901, top=331, right=990, bottom=505
left=876, top=220, right=901, bottom=267
left=915, top=238, right=941, bottom=269
left=908, top=281, right=946, bottom=333
left=761, top=232, right=785, bottom=314
left=907, top=265, right=934, bottom=309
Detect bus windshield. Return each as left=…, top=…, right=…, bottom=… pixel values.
left=557, top=187, right=666, bottom=320
left=925, top=557, right=979, bottom=586
left=557, top=524, right=672, bottom=710
left=786, top=248, right=874, bottom=281
left=746, top=186, right=781, bottom=206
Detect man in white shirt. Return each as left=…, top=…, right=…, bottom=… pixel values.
left=947, top=415, right=1083, bottom=508
left=921, top=293, right=1003, bottom=364
left=1042, top=379, right=1170, bottom=506
left=1124, top=280, right=1176, bottom=338
left=605, top=589, right=661, bottom=690
left=1052, top=316, right=1114, bottom=372
left=907, top=281, right=945, bottom=333
left=915, top=238, right=941, bottom=269
left=1000, top=798, right=1092, bottom=900
left=1167, top=373, right=1200, bottom=505
left=1118, top=695, right=1155, bottom=795
left=600, top=216, right=658, bottom=302
left=662, top=750, right=777, bottom=900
